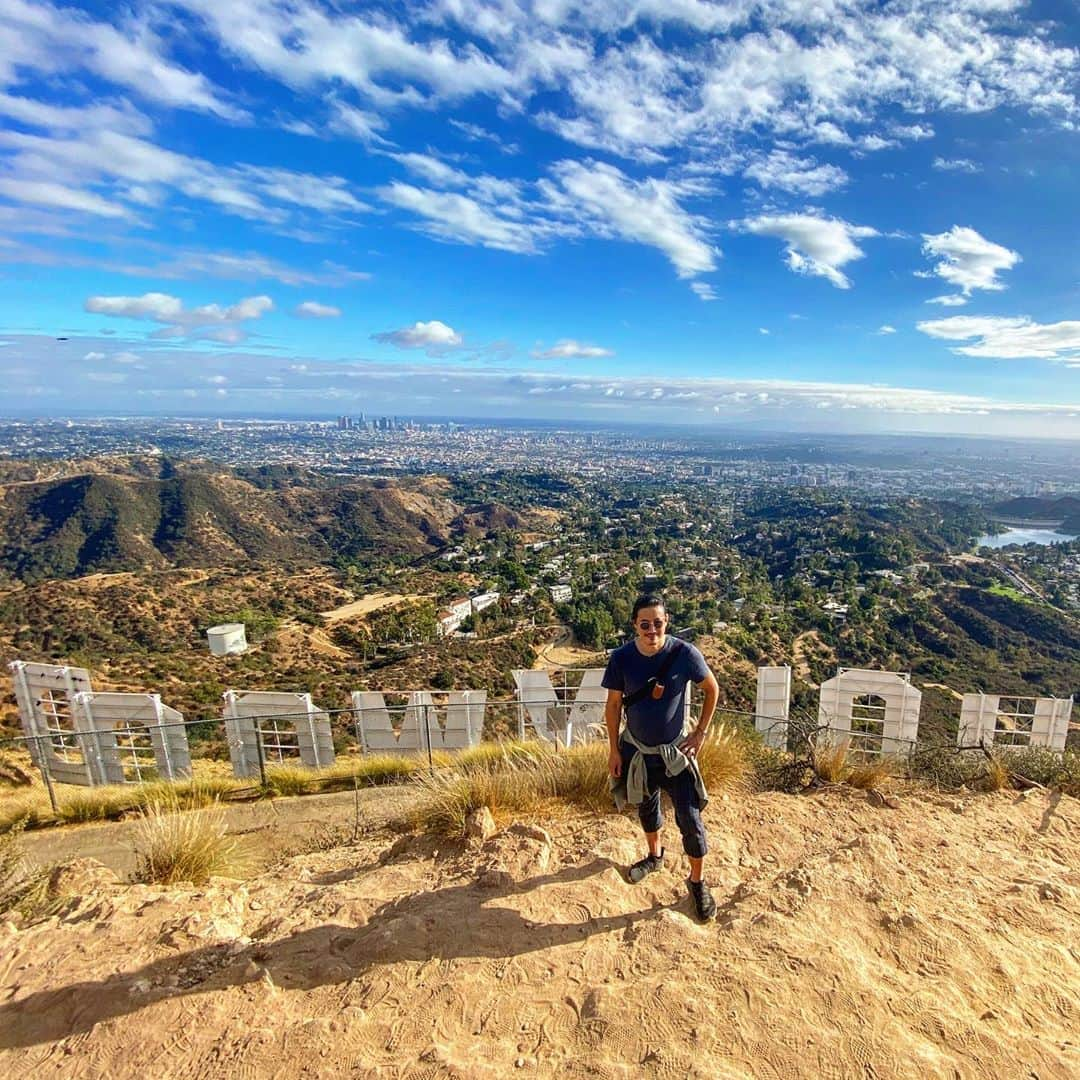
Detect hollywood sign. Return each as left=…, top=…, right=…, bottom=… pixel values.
left=7, top=659, right=1073, bottom=789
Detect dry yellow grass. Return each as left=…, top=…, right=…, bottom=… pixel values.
left=981, top=755, right=1011, bottom=792
left=411, top=730, right=750, bottom=837
left=0, top=819, right=55, bottom=921
left=812, top=738, right=851, bottom=783
left=697, top=723, right=750, bottom=791
left=133, top=801, right=249, bottom=885
left=845, top=757, right=895, bottom=791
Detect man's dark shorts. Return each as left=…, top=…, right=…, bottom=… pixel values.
left=618, top=739, right=708, bottom=859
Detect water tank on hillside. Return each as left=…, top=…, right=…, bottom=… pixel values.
left=207, top=623, right=247, bottom=657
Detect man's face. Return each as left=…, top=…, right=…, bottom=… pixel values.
left=634, top=605, right=667, bottom=650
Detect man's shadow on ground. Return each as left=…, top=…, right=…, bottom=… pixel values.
left=1, top=857, right=677, bottom=1049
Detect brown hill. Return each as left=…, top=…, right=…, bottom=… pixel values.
left=1, top=786, right=1077, bottom=1077
left=0, top=464, right=496, bottom=582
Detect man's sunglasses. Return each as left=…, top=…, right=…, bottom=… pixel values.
left=636, top=619, right=666, bottom=630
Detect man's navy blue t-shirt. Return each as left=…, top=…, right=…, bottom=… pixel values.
left=601, top=636, right=710, bottom=746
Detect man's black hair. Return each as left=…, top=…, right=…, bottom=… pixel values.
left=631, top=594, right=666, bottom=622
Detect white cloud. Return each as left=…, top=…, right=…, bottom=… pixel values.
left=932, top=157, right=982, bottom=173
left=387, top=151, right=472, bottom=187
left=759, top=327, right=770, bottom=335
left=0, top=92, right=150, bottom=135
left=295, top=301, right=342, bottom=318
left=0, top=0, right=243, bottom=120
left=917, top=315, right=1080, bottom=361
left=86, top=293, right=184, bottom=321
left=743, top=150, right=848, bottom=196
left=84, top=291, right=273, bottom=343
left=82, top=351, right=106, bottom=361
left=740, top=213, right=878, bottom=289
left=378, top=181, right=543, bottom=254
left=372, top=320, right=465, bottom=355
left=0, top=177, right=129, bottom=218
left=877, top=325, right=897, bottom=334
left=927, top=294, right=968, bottom=307
left=690, top=281, right=717, bottom=301
left=179, top=0, right=514, bottom=102
left=890, top=123, right=935, bottom=141
left=546, top=160, right=715, bottom=278
left=328, top=102, right=392, bottom=145
left=449, top=119, right=520, bottom=154
left=530, top=339, right=614, bottom=360
left=0, top=126, right=367, bottom=232
left=921, top=226, right=1020, bottom=299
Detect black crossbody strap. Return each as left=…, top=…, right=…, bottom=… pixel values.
left=622, top=640, right=684, bottom=709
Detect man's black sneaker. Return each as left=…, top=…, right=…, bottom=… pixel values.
left=627, top=848, right=665, bottom=884
left=688, top=878, right=717, bottom=922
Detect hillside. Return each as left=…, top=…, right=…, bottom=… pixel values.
left=1, top=786, right=1077, bottom=1077
left=991, top=495, right=1080, bottom=531
left=0, top=463, right=513, bottom=582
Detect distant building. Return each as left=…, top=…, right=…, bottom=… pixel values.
left=448, top=597, right=472, bottom=622
left=471, top=591, right=500, bottom=613
left=550, top=584, right=572, bottom=603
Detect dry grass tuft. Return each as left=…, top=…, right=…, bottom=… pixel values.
left=56, top=784, right=140, bottom=824
left=547, top=744, right=610, bottom=810
left=409, top=767, right=542, bottom=837
left=981, top=755, right=1011, bottom=792
left=0, top=819, right=55, bottom=921
left=454, top=740, right=548, bottom=775
left=0, top=791, right=51, bottom=833
left=410, top=728, right=753, bottom=837
left=812, top=738, right=850, bottom=784
left=265, top=764, right=319, bottom=797
left=845, top=756, right=895, bottom=791
left=133, top=801, right=249, bottom=885
left=697, top=723, right=750, bottom=792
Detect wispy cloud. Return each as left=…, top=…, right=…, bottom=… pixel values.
left=294, top=301, right=342, bottom=319
left=933, top=157, right=982, bottom=173
left=84, top=291, right=273, bottom=343
left=530, top=340, right=614, bottom=360
left=917, top=315, right=1080, bottom=361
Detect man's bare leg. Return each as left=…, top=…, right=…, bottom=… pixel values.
left=645, top=831, right=661, bottom=858
left=689, top=856, right=704, bottom=883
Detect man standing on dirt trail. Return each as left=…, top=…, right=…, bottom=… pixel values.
left=603, top=594, right=720, bottom=922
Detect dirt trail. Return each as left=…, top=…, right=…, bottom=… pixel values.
left=2, top=786, right=1078, bottom=1078
left=921, top=682, right=965, bottom=701
left=532, top=626, right=602, bottom=671
left=19, top=786, right=414, bottom=879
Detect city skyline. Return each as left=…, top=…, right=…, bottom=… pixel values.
left=1, top=1, right=1079, bottom=437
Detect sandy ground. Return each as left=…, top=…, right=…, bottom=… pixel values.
left=2, top=784, right=1079, bottom=1078
left=321, top=594, right=425, bottom=624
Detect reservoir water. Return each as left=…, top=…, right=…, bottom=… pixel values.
left=977, top=527, right=1078, bottom=549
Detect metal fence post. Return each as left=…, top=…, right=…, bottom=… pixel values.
left=254, top=721, right=268, bottom=788
left=35, top=733, right=59, bottom=814
left=424, top=703, right=434, bottom=774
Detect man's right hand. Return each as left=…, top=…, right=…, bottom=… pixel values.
left=608, top=746, right=622, bottom=778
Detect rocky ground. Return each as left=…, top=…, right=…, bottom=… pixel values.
left=2, top=785, right=1079, bottom=1078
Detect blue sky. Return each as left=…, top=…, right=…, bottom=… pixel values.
left=1, top=0, right=1079, bottom=436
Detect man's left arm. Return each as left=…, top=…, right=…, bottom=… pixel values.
left=681, top=668, right=719, bottom=756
